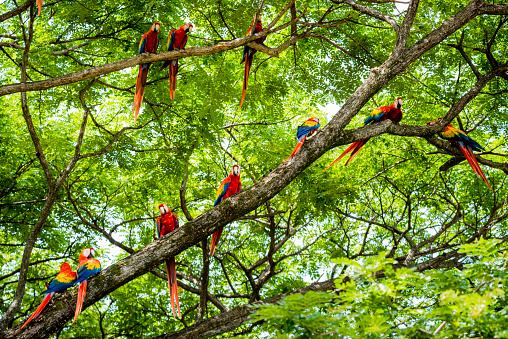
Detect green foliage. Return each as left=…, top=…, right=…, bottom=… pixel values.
left=252, top=239, right=508, bottom=338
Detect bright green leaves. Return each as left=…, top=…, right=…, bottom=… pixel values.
left=253, top=239, right=508, bottom=338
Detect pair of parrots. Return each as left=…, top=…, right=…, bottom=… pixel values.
left=21, top=248, right=101, bottom=328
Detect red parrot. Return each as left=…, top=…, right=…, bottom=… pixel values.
left=210, top=165, right=241, bottom=256
left=239, top=14, right=265, bottom=110
left=284, top=117, right=320, bottom=162
left=324, top=97, right=403, bottom=170
left=133, top=22, right=160, bottom=124
left=428, top=119, right=493, bottom=191
left=160, top=23, right=193, bottom=100
left=21, top=263, right=77, bottom=329
left=73, top=248, right=101, bottom=323
left=156, top=203, right=181, bottom=318
left=37, top=0, right=43, bottom=16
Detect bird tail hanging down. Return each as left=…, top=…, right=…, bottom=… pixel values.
left=284, top=136, right=307, bottom=162
left=37, top=0, right=43, bottom=15
left=133, top=64, right=150, bottom=124
left=324, top=139, right=369, bottom=171
left=73, top=280, right=88, bottom=323
left=457, top=142, right=493, bottom=191
left=168, top=60, right=178, bottom=100
left=21, top=292, right=55, bottom=329
left=166, top=258, right=181, bottom=318
left=239, top=55, right=253, bottom=110
left=209, top=226, right=223, bottom=256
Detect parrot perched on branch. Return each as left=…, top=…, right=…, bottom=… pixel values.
left=239, top=14, right=265, bottom=110
left=284, top=117, right=320, bottom=162
left=73, top=248, right=101, bottom=323
left=210, top=165, right=241, bottom=256
left=133, top=22, right=160, bottom=124
left=156, top=203, right=181, bottom=318
left=21, top=263, right=77, bottom=329
left=160, top=23, right=193, bottom=100
left=427, top=119, right=493, bottom=191
left=324, top=97, right=403, bottom=171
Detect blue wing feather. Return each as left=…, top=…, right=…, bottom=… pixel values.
left=139, top=37, right=147, bottom=55
left=156, top=217, right=161, bottom=239
left=214, top=182, right=230, bottom=206
left=296, top=124, right=320, bottom=140
left=168, top=31, right=176, bottom=51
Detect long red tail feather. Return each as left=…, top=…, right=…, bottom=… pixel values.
left=133, top=65, right=149, bottom=124
left=459, top=144, right=493, bottom=191
left=73, top=280, right=88, bottom=323
left=345, top=139, right=368, bottom=166
left=239, top=56, right=252, bottom=110
left=37, top=0, right=43, bottom=15
left=324, top=141, right=362, bottom=171
left=166, top=258, right=181, bottom=318
left=210, top=227, right=223, bottom=256
left=284, top=136, right=307, bottom=162
left=169, top=61, right=178, bottom=100
left=21, top=292, right=54, bottom=329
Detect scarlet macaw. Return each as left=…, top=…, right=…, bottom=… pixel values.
left=133, top=22, right=160, bottom=124
left=73, top=248, right=101, bottom=323
left=21, top=263, right=77, bottom=329
left=160, top=23, right=194, bottom=100
left=284, top=117, right=320, bottom=162
left=239, top=14, right=265, bottom=110
left=210, top=165, right=241, bottom=256
left=156, top=203, right=181, bottom=318
left=428, top=120, right=493, bottom=191
left=324, top=97, right=403, bottom=170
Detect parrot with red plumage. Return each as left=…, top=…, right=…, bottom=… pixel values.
left=239, top=14, right=265, bottom=110
left=21, top=263, right=77, bottom=329
left=210, top=165, right=241, bottom=256
left=427, top=119, right=493, bottom=191
left=73, top=248, right=101, bottom=323
left=133, top=22, right=160, bottom=124
left=324, top=97, right=403, bottom=170
left=160, top=23, right=193, bottom=100
left=284, top=117, right=320, bottom=162
left=156, top=203, right=181, bottom=318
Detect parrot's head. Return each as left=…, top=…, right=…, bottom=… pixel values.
left=152, top=22, right=161, bottom=32
left=309, top=117, right=320, bottom=124
left=60, top=262, right=72, bottom=272
left=394, top=97, right=402, bottom=109
left=81, top=248, right=96, bottom=260
left=252, top=13, right=262, bottom=24
left=183, top=23, right=194, bottom=33
left=232, top=165, right=240, bottom=176
left=159, top=203, right=169, bottom=215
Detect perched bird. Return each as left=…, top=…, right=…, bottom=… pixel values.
left=73, top=248, right=101, bottom=323
left=160, top=23, right=193, bottom=100
left=210, top=165, right=241, bottom=256
left=324, top=97, right=403, bottom=170
left=133, top=22, right=160, bottom=124
left=428, top=119, right=493, bottom=191
left=21, top=263, right=77, bottom=329
left=239, top=14, right=265, bottom=110
left=284, top=117, right=320, bottom=162
left=156, top=203, right=181, bottom=318
left=37, top=0, right=43, bottom=16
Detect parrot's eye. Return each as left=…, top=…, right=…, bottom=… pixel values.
left=83, top=248, right=90, bottom=257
